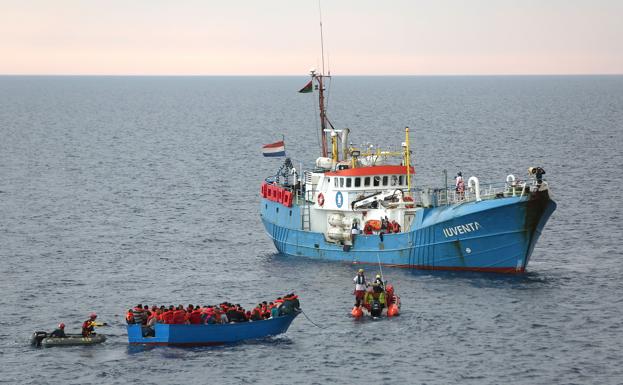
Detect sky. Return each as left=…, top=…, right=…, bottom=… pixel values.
left=1, top=0, right=622, bottom=75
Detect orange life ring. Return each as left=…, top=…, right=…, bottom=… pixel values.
left=317, top=193, right=325, bottom=206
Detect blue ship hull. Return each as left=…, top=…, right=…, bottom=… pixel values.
left=127, top=313, right=299, bottom=346
left=261, top=190, right=556, bottom=273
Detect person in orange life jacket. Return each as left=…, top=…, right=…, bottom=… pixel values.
left=250, top=305, right=262, bottom=321
left=203, top=306, right=217, bottom=324
left=49, top=323, right=67, bottom=338
left=155, top=308, right=164, bottom=324
left=392, top=220, right=401, bottom=233
left=217, top=307, right=228, bottom=323
left=261, top=301, right=270, bottom=319
left=156, top=307, right=165, bottom=322
left=363, top=223, right=373, bottom=235
left=288, top=293, right=300, bottom=309
left=82, top=313, right=103, bottom=337
left=172, top=305, right=187, bottom=324
left=353, top=269, right=367, bottom=307
left=125, top=309, right=135, bottom=324
left=162, top=308, right=174, bottom=324
left=189, top=307, right=203, bottom=324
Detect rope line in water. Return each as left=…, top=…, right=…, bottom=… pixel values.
left=300, top=309, right=327, bottom=329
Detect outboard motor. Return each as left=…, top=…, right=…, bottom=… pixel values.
left=370, top=300, right=383, bottom=318
left=31, top=331, right=47, bottom=347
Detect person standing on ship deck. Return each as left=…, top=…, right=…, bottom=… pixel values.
left=455, top=172, right=465, bottom=200
left=353, top=269, right=367, bottom=307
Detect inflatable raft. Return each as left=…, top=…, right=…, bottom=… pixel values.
left=31, top=332, right=107, bottom=348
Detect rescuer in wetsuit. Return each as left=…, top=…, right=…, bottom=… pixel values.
left=49, top=323, right=66, bottom=338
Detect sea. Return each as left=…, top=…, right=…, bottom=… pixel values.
left=1, top=75, right=622, bottom=385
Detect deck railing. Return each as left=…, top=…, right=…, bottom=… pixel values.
left=266, top=175, right=546, bottom=209
left=410, top=179, right=546, bottom=208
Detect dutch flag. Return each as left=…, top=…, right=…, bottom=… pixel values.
left=262, top=140, right=286, bottom=157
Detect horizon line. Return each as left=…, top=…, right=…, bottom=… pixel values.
left=1, top=73, right=622, bottom=77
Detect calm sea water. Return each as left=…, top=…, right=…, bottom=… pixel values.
left=1, top=75, right=622, bottom=385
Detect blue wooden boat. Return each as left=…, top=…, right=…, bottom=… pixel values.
left=126, top=312, right=300, bottom=346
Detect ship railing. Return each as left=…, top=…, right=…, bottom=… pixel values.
left=410, top=178, right=543, bottom=207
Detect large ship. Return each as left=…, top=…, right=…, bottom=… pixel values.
left=260, top=70, right=556, bottom=273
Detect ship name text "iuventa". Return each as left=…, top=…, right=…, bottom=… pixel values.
left=442, top=222, right=482, bottom=238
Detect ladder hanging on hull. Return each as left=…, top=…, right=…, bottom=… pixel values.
left=301, top=190, right=312, bottom=231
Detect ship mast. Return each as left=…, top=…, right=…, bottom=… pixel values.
left=316, top=1, right=329, bottom=158
left=314, top=72, right=329, bottom=158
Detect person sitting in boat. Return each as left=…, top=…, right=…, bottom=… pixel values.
left=132, top=304, right=145, bottom=325
left=237, top=305, right=249, bottom=322
left=270, top=303, right=280, bottom=318
left=217, top=307, right=229, bottom=324
left=172, top=305, right=188, bottom=324
left=204, top=306, right=217, bottom=324
left=144, top=312, right=158, bottom=337
left=250, top=305, right=262, bottom=321
left=353, top=269, right=368, bottom=307
left=189, top=306, right=203, bottom=324
left=226, top=305, right=239, bottom=323
left=162, top=307, right=174, bottom=324
left=125, top=309, right=134, bottom=324
left=81, top=313, right=101, bottom=337
left=289, top=293, right=300, bottom=309
left=49, top=323, right=67, bottom=338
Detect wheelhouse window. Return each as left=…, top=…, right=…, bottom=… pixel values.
left=340, top=178, right=344, bottom=187
left=346, top=178, right=352, bottom=188
left=382, top=176, right=388, bottom=186
left=364, top=177, right=371, bottom=187
left=399, top=175, right=404, bottom=186
left=373, top=176, right=380, bottom=187
left=354, top=177, right=361, bottom=187
left=334, top=178, right=338, bottom=187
